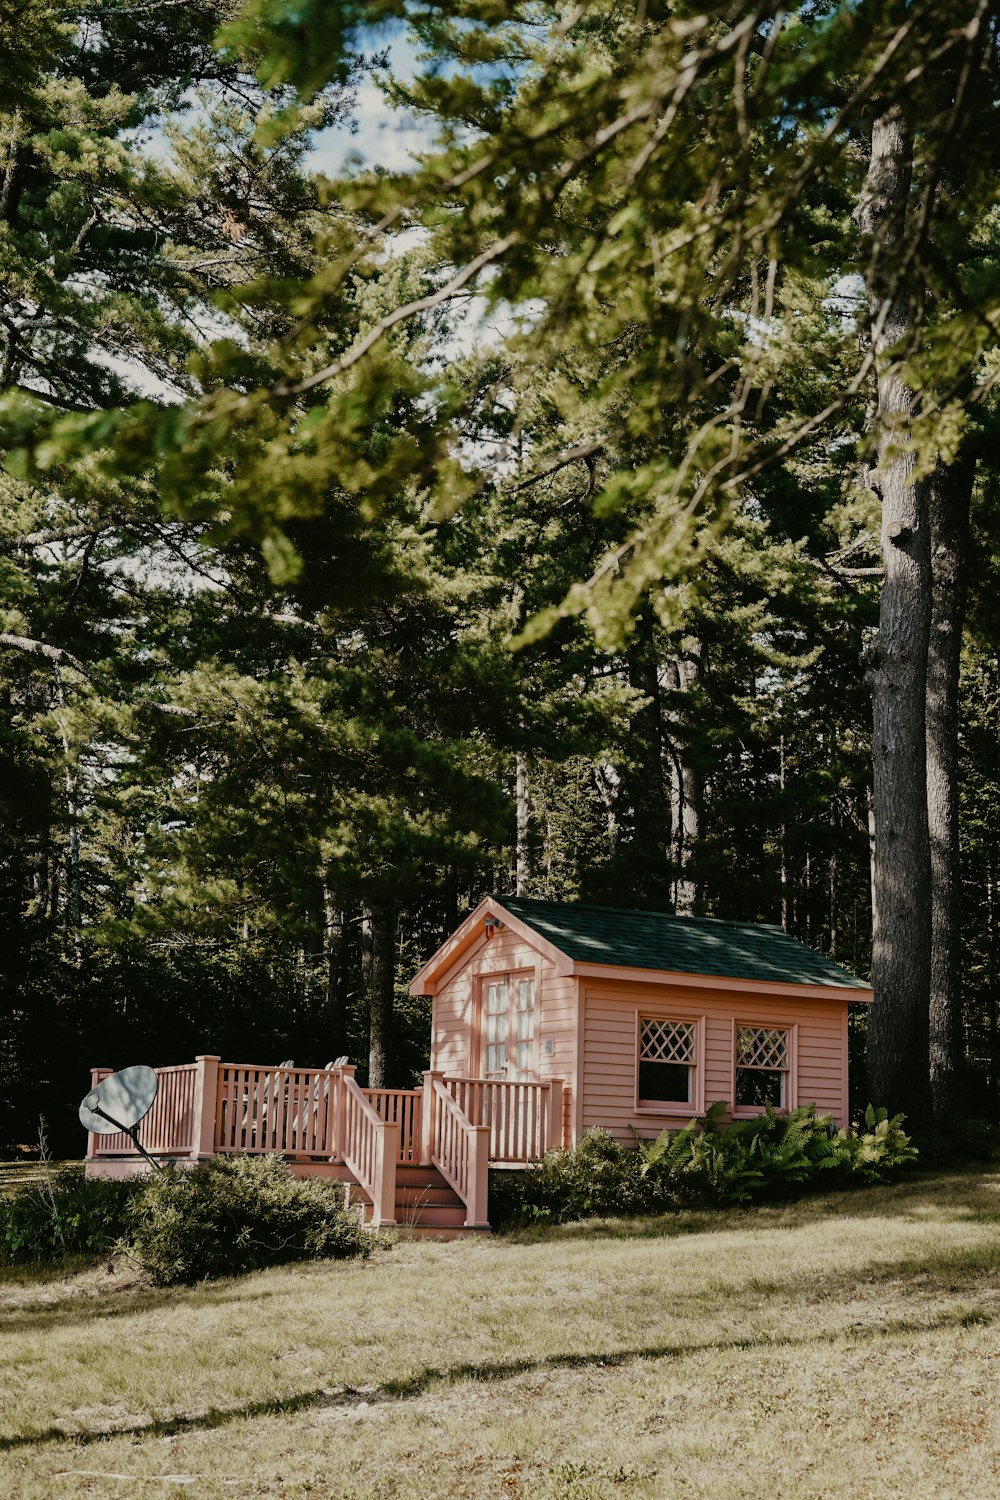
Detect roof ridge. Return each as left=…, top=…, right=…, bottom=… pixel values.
left=497, top=895, right=787, bottom=933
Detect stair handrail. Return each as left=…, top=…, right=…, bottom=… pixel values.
left=428, top=1075, right=489, bottom=1228
left=341, top=1070, right=398, bottom=1227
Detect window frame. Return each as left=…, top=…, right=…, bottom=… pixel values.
left=731, top=1021, right=798, bottom=1117
left=633, top=1012, right=706, bottom=1115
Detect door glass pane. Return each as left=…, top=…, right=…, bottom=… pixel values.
left=484, top=981, right=508, bottom=1077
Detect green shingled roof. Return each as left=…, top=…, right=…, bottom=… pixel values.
left=497, top=897, right=870, bottom=991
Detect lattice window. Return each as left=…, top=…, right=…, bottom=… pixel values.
left=640, top=1019, right=696, bottom=1066
left=735, top=1026, right=789, bottom=1109
left=637, top=1018, right=696, bottom=1106
left=736, top=1027, right=788, bottom=1071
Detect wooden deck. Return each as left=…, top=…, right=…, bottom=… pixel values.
left=84, top=1059, right=565, bottom=1232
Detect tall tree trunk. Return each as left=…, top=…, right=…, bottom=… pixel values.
left=366, top=897, right=396, bottom=1088
left=856, top=106, right=933, bottom=1129
left=624, top=605, right=669, bottom=901
left=515, top=752, right=530, bottom=896
left=988, top=867, right=998, bottom=1110
left=324, top=891, right=352, bottom=1062
left=779, top=734, right=789, bottom=929
left=666, top=636, right=702, bottom=914
left=926, top=457, right=973, bottom=1121
left=54, top=674, right=80, bottom=951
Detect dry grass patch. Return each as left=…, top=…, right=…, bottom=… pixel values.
left=2, top=1168, right=1000, bottom=1497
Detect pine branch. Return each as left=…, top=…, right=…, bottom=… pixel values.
left=0, top=633, right=88, bottom=675
left=271, top=234, right=521, bottom=400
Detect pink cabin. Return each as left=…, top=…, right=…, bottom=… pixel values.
left=85, top=897, right=872, bottom=1235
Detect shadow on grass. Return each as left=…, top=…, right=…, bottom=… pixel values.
left=0, top=1299, right=994, bottom=1455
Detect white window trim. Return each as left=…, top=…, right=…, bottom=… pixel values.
left=731, top=1020, right=798, bottom=1117
left=634, top=1012, right=706, bottom=1115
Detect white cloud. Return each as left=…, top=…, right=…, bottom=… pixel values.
left=312, top=78, right=438, bottom=175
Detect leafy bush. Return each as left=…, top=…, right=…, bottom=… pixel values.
left=491, top=1105, right=917, bottom=1227
left=826, top=1104, right=919, bottom=1182
left=489, top=1128, right=660, bottom=1226
left=0, top=1167, right=143, bottom=1263
left=125, top=1154, right=371, bottom=1284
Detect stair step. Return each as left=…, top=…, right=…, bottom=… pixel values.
left=395, top=1165, right=451, bottom=1187
left=403, top=1224, right=491, bottom=1240
left=342, top=1161, right=491, bottom=1234
left=395, top=1186, right=463, bottom=1209
left=395, top=1203, right=469, bottom=1228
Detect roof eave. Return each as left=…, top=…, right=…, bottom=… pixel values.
left=409, top=896, right=573, bottom=996
left=568, top=959, right=873, bottom=1002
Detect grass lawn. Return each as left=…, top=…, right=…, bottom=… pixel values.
left=3, top=1167, right=1000, bottom=1498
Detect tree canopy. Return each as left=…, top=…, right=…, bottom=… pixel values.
left=2, top=0, right=1000, bottom=1145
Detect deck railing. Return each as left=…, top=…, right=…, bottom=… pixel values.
left=85, top=1059, right=564, bottom=1227
left=364, top=1088, right=423, bottom=1164
left=86, top=1062, right=202, bottom=1158
left=442, top=1076, right=565, bottom=1161
left=215, top=1063, right=340, bottom=1157
left=341, top=1070, right=397, bottom=1226
left=426, top=1076, right=489, bottom=1228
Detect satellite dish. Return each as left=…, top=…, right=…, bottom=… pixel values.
left=79, top=1065, right=163, bottom=1171
left=80, top=1065, right=157, bottom=1134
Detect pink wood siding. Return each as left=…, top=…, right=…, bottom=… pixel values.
left=431, top=928, right=577, bottom=1139
left=581, top=981, right=851, bottom=1139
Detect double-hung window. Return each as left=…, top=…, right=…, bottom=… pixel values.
left=637, top=1017, right=699, bottom=1109
left=735, top=1025, right=792, bottom=1109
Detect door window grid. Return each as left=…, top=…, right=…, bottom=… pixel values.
left=483, top=976, right=535, bottom=1079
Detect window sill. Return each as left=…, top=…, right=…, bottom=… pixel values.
left=732, top=1106, right=789, bottom=1118
left=634, top=1104, right=700, bottom=1115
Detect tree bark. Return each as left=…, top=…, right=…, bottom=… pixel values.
left=666, top=637, right=702, bottom=914
left=324, top=891, right=352, bottom=1062
left=856, top=105, right=933, bottom=1129
left=515, top=752, right=530, bottom=896
left=624, top=605, right=669, bottom=901
left=366, top=897, right=397, bottom=1088
left=926, top=457, right=973, bottom=1120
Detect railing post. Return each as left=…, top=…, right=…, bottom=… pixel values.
left=421, top=1070, right=442, bottom=1165
left=191, top=1055, right=221, bottom=1160
left=465, top=1124, right=491, bottom=1228
left=333, top=1064, right=356, bottom=1162
left=546, top=1079, right=565, bottom=1154
left=371, top=1122, right=399, bottom=1227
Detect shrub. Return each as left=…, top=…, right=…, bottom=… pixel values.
left=827, top=1104, right=918, bottom=1181
left=491, top=1105, right=917, bottom=1227
left=0, top=1167, right=143, bottom=1264
left=490, top=1128, right=656, bottom=1226
left=125, top=1154, right=371, bottom=1284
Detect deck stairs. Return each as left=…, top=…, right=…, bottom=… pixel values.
left=345, top=1163, right=489, bottom=1238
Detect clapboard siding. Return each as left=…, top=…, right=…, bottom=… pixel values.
left=581, top=982, right=852, bottom=1139
left=431, top=928, right=577, bottom=1136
